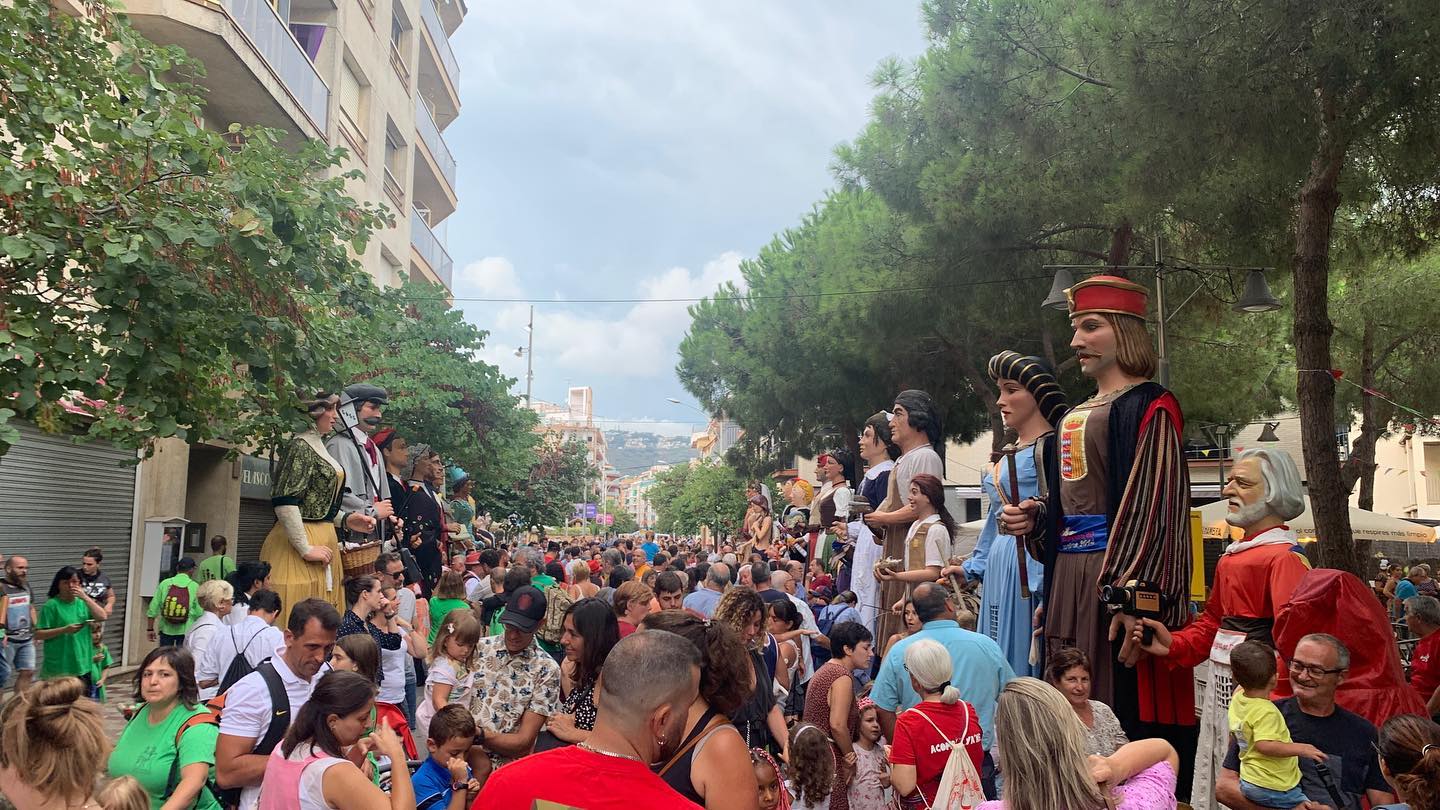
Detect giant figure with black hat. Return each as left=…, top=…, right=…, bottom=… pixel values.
left=326, top=382, right=395, bottom=546
left=1001, top=275, right=1199, bottom=795
left=261, top=391, right=378, bottom=624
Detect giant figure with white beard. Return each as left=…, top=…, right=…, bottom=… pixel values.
left=1133, top=447, right=1311, bottom=810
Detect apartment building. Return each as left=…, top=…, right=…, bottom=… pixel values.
left=0, top=0, right=468, bottom=668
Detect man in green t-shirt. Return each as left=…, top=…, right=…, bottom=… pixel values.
left=195, top=536, right=235, bottom=584
left=147, top=558, right=203, bottom=646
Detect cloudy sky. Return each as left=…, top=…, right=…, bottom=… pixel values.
left=442, top=1, right=927, bottom=436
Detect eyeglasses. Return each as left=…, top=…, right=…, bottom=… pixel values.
left=1286, top=658, right=1345, bottom=679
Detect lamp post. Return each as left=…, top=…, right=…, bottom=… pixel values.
left=515, top=305, right=534, bottom=407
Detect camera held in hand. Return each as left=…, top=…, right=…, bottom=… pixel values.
left=1101, top=579, right=1167, bottom=644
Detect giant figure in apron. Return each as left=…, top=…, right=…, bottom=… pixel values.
left=1134, top=448, right=1310, bottom=810
left=863, top=389, right=944, bottom=645
left=1001, top=275, right=1199, bottom=797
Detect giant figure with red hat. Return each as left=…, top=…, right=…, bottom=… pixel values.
left=1001, top=275, right=1199, bottom=795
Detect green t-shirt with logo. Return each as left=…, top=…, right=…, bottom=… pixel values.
left=37, top=597, right=94, bottom=680
left=196, top=554, right=235, bottom=584
left=107, top=702, right=221, bottom=810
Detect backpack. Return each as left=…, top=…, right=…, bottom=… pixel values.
left=123, top=707, right=220, bottom=809
left=903, top=704, right=985, bottom=810
left=207, top=660, right=290, bottom=808
left=537, top=583, right=573, bottom=644
left=218, top=625, right=266, bottom=694
left=161, top=581, right=192, bottom=623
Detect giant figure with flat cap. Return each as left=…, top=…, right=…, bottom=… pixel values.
left=1001, top=275, right=1199, bottom=796
left=261, top=391, right=378, bottom=624
left=326, top=382, right=395, bottom=545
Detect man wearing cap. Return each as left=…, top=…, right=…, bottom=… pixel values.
left=147, top=557, right=204, bottom=646
left=468, top=584, right=561, bottom=772
left=326, top=382, right=396, bottom=545
left=1001, top=274, right=1199, bottom=795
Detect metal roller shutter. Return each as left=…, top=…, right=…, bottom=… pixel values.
left=0, top=421, right=137, bottom=662
left=237, top=499, right=276, bottom=564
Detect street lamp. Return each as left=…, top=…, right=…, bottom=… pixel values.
left=514, top=305, right=534, bottom=406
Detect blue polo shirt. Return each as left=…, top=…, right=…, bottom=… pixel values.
left=413, top=755, right=471, bottom=810
left=871, top=619, right=1015, bottom=751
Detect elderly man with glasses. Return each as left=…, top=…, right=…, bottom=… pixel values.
left=1213, top=634, right=1397, bottom=810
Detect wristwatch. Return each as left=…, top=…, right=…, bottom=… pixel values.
left=451, top=781, right=468, bottom=793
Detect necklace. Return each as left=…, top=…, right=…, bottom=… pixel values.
left=578, top=740, right=643, bottom=762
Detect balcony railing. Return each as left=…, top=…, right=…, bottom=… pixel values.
left=420, top=0, right=460, bottom=93
left=222, top=0, right=330, bottom=131
left=1427, top=471, right=1440, bottom=505
left=410, top=207, right=453, bottom=290
left=415, top=99, right=456, bottom=190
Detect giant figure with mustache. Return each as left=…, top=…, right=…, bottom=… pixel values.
left=1132, top=447, right=1310, bottom=810
left=1001, top=274, right=1199, bottom=796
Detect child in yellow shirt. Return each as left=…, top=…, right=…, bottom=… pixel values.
left=1228, top=640, right=1327, bottom=808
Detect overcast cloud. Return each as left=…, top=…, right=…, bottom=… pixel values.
left=441, top=1, right=927, bottom=430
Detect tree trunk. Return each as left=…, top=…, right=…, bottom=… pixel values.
left=1105, top=221, right=1133, bottom=275
left=1292, top=101, right=1358, bottom=575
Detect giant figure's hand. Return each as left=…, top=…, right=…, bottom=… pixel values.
left=999, top=498, right=1040, bottom=536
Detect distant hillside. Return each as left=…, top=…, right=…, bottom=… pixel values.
left=605, top=430, right=698, bottom=475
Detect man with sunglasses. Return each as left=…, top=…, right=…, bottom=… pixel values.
left=1215, top=634, right=1396, bottom=810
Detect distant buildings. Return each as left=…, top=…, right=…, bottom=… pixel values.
left=529, top=386, right=619, bottom=504
left=691, top=416, right=743, bottom=458
left=617, top=464, right=671, bottom=529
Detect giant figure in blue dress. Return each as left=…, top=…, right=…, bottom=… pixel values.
left=956, top=351, right=1068, bottom=677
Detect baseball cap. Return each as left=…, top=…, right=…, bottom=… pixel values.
left=500, top=585, right=547, bottom=633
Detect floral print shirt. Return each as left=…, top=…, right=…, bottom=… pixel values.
left=469, top=634, right=560, bottom=767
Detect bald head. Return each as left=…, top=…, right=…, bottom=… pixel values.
left=706, top=563, right=730, bottom=590
left=597, top=630, right=700, bottom=728
left=911, top=581, right=953, bottom=623
left=772, top=570, right=795, bottom=595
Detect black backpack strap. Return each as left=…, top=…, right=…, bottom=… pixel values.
left=254, top=660, right=290, bottom=756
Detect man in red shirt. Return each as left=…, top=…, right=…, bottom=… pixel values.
left=474, top=629, right=703, bottom=810
left=1403, top=594, right=1440, bottom=718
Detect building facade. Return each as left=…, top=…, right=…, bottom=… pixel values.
left=2, top=0, right=468, bottom=669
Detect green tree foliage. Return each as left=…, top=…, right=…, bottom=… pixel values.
left=649, top=460, right=748, bottom=539
left=344, top=284, right=538, bottom=499
left=0, top=0, right=390, bottom=454
left=481, top=439, right=596, bottom=532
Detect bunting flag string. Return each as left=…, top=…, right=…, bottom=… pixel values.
left=1298, top=369, right=1440, bottom=428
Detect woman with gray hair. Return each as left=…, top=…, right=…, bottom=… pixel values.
left=1132, top=446, right=1312, bottom=810
left=888, top=639, right=984, bottom=808
left=183, top=578, right=233, bottom=666
left=396, top=443, right=446, bottom=594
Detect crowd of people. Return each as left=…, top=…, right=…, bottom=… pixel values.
left=4, top=282, right=1440, bottom=810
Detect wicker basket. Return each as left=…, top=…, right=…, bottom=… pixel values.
left=340, top=542, right=381, bottom=578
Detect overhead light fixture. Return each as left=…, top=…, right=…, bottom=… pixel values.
left=1042, top=268, right=1075, bottom=311
left=1233, top=270, right=1282, bottom=313
left=1258, top=422, right=1281, bottom=443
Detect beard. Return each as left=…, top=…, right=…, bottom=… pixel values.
left=1226, top=500, right=1272, bottom=529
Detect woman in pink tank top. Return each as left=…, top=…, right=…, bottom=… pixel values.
left=257, top=671, right=414, bottom=810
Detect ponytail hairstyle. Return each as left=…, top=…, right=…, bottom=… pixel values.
left=0, top=678, right=111, bottom=805
left=282, top=670, right=376, bottom=759
left=903, top=639, right=961, bottom=704
left=640, top=610, right=753, bottom=715
left=343, top=575, right=379, bottom=610
left=1376, top=713, right=1440, bottom=810
left=228, top=561, right=272, bottom=605
left=787, top=723, right=835, bottom=806
left=429, top=609, right=482, bottom=669
left=908, top=473, right=957, bottom=538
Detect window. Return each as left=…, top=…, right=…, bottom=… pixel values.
left=338, top=59, right=369, bottom=136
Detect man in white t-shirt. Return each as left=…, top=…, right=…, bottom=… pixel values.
left=772, top=569, right=817, bottom=684
left=197, top=589, right=283, bottom=700
left=215, top=597, right=340, bottom=810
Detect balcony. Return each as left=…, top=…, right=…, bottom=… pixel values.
left=420, top=0, right=459, bottom=104
left=410, top=207, right=453, bottom=291
left=125, top=0, right=330, bottom=139
left=415, top=98, right=456, bottom=191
